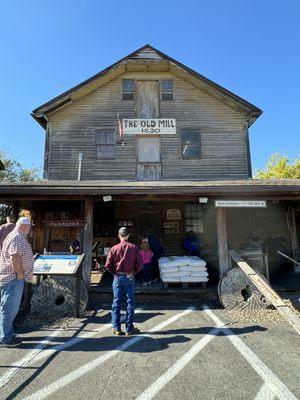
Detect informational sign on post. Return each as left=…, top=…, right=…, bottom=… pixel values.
left=33, top=254, right=84, bottom=275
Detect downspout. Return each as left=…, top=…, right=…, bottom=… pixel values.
left=78, top=153, right=83, bottom=181
left=245, top=116, right=253, bottom=178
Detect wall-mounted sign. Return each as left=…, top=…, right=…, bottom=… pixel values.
left=33, top=254, right=84, bottom=275
left=215, top=200, right=267, bottom=208
left=43, top=220, right=84, bottom=227
left=122, top=119, right=176, bottom=135
left=164, top=229, right=180, bottom=234
left=163, top=221, right=180, bottom=229
left=166, top=209, right=182, bottom=220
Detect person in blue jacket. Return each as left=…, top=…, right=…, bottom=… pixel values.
left=183, top=231, right=202, bottom=258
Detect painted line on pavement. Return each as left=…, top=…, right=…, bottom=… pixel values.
left=0, top=308, right=106, bottom=388
left=255, top=383, right=276, bottom=400
left=0, top=328, right=63, bottom=389
left=32, top=308, right=144, bottom=364
left=203, top=305, right=298, bottom=400
left=23, top=307, right=195, bottom=400
left=136, top=324, right=222, bottom=400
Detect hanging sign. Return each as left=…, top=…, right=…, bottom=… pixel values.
left=163, top=221, right=180, bottom=229
left=122, top=119, right=176, bottom=135
left=166, top=209, right=182, bottom=220
left=215, top=200, right=267, bottom=208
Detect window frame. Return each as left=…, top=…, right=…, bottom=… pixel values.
left=184, top=204, right=204, bottom=234
left=95, top=127, right=116, bottom=160
left=161, top=79, right=174, bottom=101
left=181, top=128, right=202, bottom=160
left=121, top=79, right=135, bottom=101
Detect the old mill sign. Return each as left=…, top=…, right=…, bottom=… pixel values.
left=122, top=119, right=176, bottom=135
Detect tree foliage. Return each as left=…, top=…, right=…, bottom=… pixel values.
left=0, top=148, right=41, bottom=182
left=256, top=153, right=300, bottom=179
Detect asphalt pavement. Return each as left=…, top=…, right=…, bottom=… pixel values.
left=0, top=301, right=299, bottom=400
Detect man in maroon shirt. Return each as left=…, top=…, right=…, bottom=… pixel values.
left=105, top=227, right=143, bottom=336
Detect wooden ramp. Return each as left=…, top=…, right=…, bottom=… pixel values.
left=228, top=249, right=300, bottom=335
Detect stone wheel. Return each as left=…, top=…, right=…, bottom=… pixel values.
left=31, top=276, right=88, bottom=317
left=218, top=267, right=270, bottom=310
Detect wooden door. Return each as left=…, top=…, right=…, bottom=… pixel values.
left=136, top=81, right=161, bottom=180
left=136, top=81, right=159, bottom=118
left=138, top=212, right=161, bottom=237
left=137, top=137, right=161, bottom=180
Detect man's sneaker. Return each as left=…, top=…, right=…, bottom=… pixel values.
left=126, top=327, right=140, bottom=336
left=112, top=329, right=125, bottom=336
left=0, top=337, right=23, bottom=348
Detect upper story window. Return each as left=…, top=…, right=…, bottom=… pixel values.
left=161, top=80, right=174, bottom=101
left=96, top=128, right=115, bottom=159
left=181, top=129, right=201, bottom=159
left=122, top=79, right=135, bottom=100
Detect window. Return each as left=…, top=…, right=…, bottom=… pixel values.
left=185, top=204, right=204, bottom=234
left=122, top=79, right=135, bottom=100
left=95, top=129, right=115, bottom=159
left=181, top=129, right=201, bottom=159
left=161, top=80, right=174, bottom=100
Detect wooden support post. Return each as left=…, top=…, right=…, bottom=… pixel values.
left=217, top=207, right=229, bottom=278
left=12, top=201, right=20, bottom=220
left=82, top=197, right=94, bottom=286
left=287, top=206, right=298, bottom=260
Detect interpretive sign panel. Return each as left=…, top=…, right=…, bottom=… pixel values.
left=122, top=119, right=176, bottom=135
left=33, top=254, right=84, bottom=275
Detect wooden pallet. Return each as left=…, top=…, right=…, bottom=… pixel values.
left=162, top=281, right=207, bottom=289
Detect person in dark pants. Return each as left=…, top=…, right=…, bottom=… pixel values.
left=183, top=230, right=202, bottom=258
left=105, top=227, right=143, bottom=336
left=141, top=235, right=164, bottom=282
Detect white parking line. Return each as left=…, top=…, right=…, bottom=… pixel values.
left=136, top=326, right=222, bottom=400
left=203, top=305, right=298, bottom=400
left=33, top=308, right=144, bottom=364
left=23, top=307, right=195, bottom=400
left=0, top=328, right=63, bottom=389
left=255, top=383, right=276, bottom=400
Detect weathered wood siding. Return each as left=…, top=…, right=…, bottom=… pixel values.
left=47, top=71, right=249, bottom=181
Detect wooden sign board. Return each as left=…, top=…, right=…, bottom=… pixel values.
left=215, top=200, right=267, bottom=208
left=123, top=119, right=176, bottom=135
left=163, top=221, right=180, bottom=229
left=166, top=209, right=181, bottom=220
left=33, top=254, right=84, bottom=275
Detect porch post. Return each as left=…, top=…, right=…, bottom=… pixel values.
left=287, top=206, right=298, bottom=259
left=82, top=196, right=94, bottom=286
left=216, top=207, right=229, bottom=278
left=12, top=201, right=20, bottom=220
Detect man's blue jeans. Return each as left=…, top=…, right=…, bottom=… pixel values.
left=0, top=278, right=25, bottom=343
left=112, top=275, right=135, bottom=332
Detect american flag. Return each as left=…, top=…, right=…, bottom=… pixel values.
left=117, top=114, right=124, bottom=138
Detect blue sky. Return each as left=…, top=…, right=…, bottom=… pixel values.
left=0, top=0, right=299, bottom=175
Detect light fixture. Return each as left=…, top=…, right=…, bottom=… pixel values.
left=198, top=197, right=208, bottom=203
left=103, top=195, right=112, bottom=202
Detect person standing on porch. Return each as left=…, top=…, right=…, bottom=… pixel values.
left=105, top=227, right=143, bottom=336
left=0, top=215, right=16, bottom=250
left=0, top=217, right=34, bottom=347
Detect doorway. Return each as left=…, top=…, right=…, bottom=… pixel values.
left=138, top=212, right=161, bottom=237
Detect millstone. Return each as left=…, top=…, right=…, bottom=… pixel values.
left=218, top=267, right=270, bottom=310
left=31, top=276, right=88, bottom=317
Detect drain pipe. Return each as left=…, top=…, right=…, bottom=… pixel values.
left=77, top=153, right=83, bottom=181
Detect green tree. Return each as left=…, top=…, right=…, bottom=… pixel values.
left=0, top=148, right=41, bottom=182
left=256, top=153, right=300, bottom=179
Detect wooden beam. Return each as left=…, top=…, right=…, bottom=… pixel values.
left=82, top=197, right=94, bottom=286
left=229, top=249, right=300, bottom=335
left=287, top=206, right=298, bottom=259
left=217, top=208, right=229, bottom=277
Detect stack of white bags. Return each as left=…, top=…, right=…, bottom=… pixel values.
left=158, top=256, right=208, bottom=283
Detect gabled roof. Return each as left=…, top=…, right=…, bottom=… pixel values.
left=32, top=44, right=262, bottom=129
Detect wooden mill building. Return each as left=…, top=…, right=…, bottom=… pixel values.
left=0, top=44, right=299, bottom=286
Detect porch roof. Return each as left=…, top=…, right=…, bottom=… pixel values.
left=0, top=179, right=299, bottom=197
